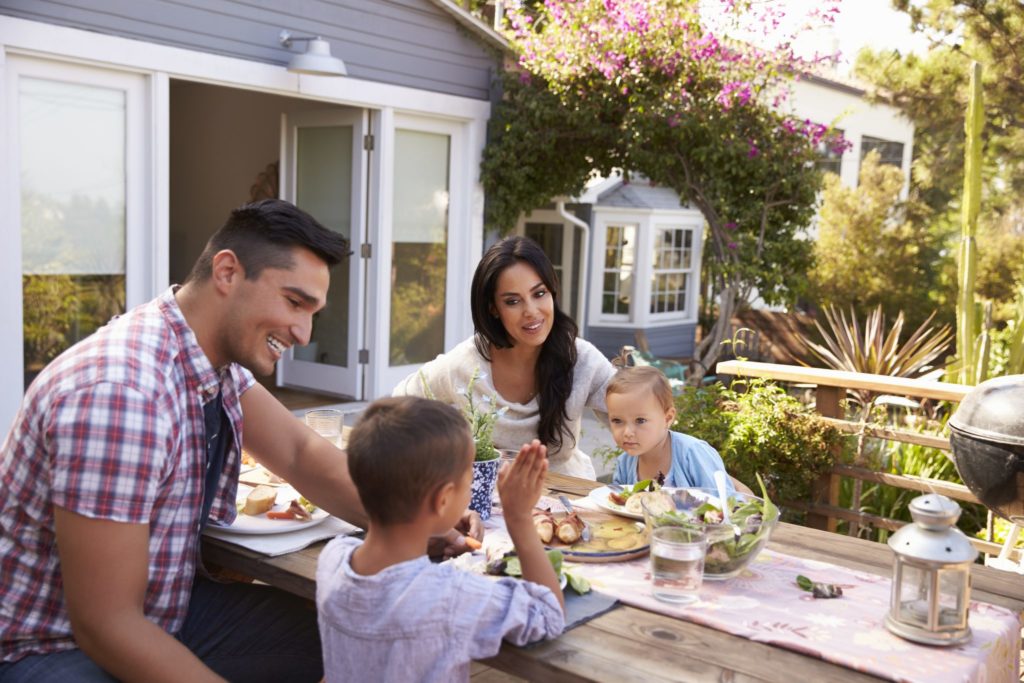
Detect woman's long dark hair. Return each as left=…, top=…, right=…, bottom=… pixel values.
left=471, top=236, right=578, bottom=451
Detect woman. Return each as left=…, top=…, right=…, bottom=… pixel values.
left=393, top=236, right=615, bottom=479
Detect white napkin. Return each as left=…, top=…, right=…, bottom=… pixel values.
left=204, top=517, right=362, bottom=557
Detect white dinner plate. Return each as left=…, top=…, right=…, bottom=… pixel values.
left=587, top=486, right=644, bottom=520
left=210, top=484, right=329, bottom=535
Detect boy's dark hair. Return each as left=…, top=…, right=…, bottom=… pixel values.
left=185, top=199, right=351, bottom=283
left=346, top=396, right=473, bottom=525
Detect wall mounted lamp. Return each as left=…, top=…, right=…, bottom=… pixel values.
left=279, top=30, right=347, bottom=77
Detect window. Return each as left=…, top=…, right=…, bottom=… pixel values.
left=650, top=227, right=694, bottom=315
left=602, top=224, right=635, bottom=316
left=816, top=127, right=844, bottom=176
left=860, top=135, right=904, bottom=169
left=389, top=129, right=450, bottom=366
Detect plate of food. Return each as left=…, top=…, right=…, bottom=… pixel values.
left=210, top=483, right=328, bottom=535
left=534, top=507, right=649, bottom=562
left=587, top=479, right=662, bottom=520
left=447, top=548, right=583, bottom=593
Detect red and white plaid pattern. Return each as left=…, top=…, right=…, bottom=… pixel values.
left=0, top=288, right=254, bottom=661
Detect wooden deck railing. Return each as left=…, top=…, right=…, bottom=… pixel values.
left=714, top=360, right=1014, bottom=561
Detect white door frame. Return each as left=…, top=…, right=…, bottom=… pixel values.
left=277, top=108, right=367, bottom=398
left=368, top=112, right=477, bottom=398
left=0, top=54, right=155, bottom=426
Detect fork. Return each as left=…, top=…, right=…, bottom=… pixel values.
left=558, top=495, right=592, bottom=542
left=714, top=470, right=742, bottom=544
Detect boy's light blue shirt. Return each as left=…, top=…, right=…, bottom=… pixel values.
left=316, top=536, right=564, bottom=683
left=612, top=430, right=736, bottom=493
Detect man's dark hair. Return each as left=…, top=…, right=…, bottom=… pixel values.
left=185, top=199, right=351, bottom=283
left=346, top=396, right=472, bottom=525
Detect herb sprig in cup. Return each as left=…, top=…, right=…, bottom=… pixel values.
left=419, top=368, right=507, bottom=461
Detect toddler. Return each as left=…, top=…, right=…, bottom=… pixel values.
left=607, top=366, right=749, bottom=493
left=316, top=396, right=564, bottom=682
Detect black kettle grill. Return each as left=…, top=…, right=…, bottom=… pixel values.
left=948, top=375, right=1024, bottom=524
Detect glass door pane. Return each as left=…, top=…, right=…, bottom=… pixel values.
left=20, top=77, right=126, bottom=388
left=389, top=129, right=449, bottom=366
left=278, top=108, right=365, bottom=399
left=296, top=125, right=352, bottom=368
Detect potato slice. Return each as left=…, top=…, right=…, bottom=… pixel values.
left=592, top=521, right=637, bottom=539
left=607, top=534, right=642, bottom=550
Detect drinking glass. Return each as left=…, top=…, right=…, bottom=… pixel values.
left=304, top=408, right=344, bottom=448
left=650, top=526, right=706, bottom=604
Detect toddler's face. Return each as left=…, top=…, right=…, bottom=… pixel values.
left=607, top=389, right=674, bottom=459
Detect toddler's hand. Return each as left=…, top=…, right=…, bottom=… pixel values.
left=497, top=440, right=548, bottom=523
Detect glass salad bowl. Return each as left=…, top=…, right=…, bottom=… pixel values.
left=640, top=486, right=779, bottom=580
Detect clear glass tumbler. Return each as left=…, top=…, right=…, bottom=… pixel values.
left=650, top=526, right=707, bottom=604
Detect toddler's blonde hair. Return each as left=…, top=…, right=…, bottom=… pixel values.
left=606, top=366, right=673, bottom=413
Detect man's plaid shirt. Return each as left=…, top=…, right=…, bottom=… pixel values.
left=0, top=287, right=254, bottom=661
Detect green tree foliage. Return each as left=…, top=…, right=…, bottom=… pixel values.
left=809, top=153, right=948, bottom=329
left=856, top=1, right=1024, bottom=214
left=854, top=1, right=1024, bottom=326
left=483, top=0, right=845, bottom=380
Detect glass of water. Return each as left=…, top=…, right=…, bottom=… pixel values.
left=650, top=526, right=707, bottom=604
left=304, top=408, right=344, bottom=448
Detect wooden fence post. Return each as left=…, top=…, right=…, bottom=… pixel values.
left=809, top=385, right=843, bottom=531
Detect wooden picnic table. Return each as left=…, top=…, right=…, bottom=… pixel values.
left=202, top=473, right=1024, bottom=683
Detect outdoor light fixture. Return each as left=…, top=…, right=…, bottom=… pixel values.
left=885, top=493, right=977, bottom=646
left=279, top=30, right=347, bottom=77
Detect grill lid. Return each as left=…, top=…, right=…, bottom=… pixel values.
left=948, top=375, right=1024, bottom=447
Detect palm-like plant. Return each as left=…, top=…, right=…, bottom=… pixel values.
left=800, top=305, right=953, bottom=536
left=802, top=305, right=953, bottom=410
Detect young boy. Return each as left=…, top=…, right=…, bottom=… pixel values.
left=316, top=396, right=565, bottom=682
left=607, top=366, right=751, bottom=493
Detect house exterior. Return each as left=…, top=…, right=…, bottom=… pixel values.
left=0, top=0, right=504, bottom=429
left=512, top=72, right=915, bottom=360
left=0, top=1, right=915, bottom=430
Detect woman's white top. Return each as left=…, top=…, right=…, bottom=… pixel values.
left=393, top=337, right=616, bottom=479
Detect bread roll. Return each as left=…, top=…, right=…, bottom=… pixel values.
left=243, top=485, right=277, bottom=515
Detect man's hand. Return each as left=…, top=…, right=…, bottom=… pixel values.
left=427, top=509, right=484, bottom=559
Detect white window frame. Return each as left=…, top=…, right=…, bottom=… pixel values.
left=589, top=207, right=704, bottom=329
left=649, top=221, right=701, bottom=323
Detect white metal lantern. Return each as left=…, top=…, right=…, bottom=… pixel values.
left=885, top=494, right=978, bottom=646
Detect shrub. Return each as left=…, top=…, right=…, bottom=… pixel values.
left=674, top=379, right=842, bottom=505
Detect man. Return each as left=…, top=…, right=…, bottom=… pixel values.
left=0, top=200, right=479, bottom=682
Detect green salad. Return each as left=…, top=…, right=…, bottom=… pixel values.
left=650, top=474, right=779, bottom=577
left=489, top=549, right=591, bottom=594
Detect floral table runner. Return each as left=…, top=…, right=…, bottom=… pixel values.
left=500, top=497, right=1022, bottom=682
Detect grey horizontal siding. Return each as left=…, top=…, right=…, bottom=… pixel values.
left=0, top=0, right=500, bottom=100
left=584, top=323, right=697, bottom=360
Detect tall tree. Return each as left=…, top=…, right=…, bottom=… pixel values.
left=855, top=1, right=1024, bottom=330
left=809, top=152, right=947, bottom=330
left=482, top=0, right=844, bottom=381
